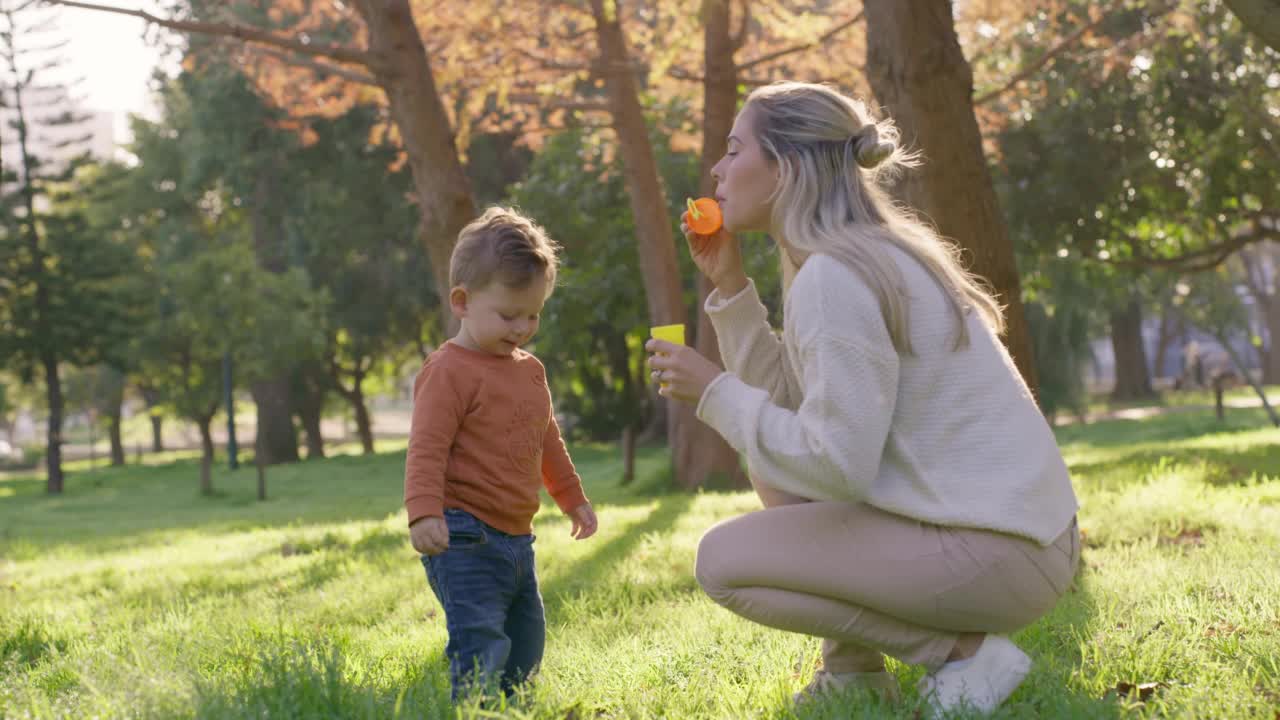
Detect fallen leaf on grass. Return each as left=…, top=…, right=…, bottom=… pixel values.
left=1107, top=681, right=1167, bottom=702
left=1203, top=622, right=1243, bottom=638
left=1158, top=528, right=1205, bottom=547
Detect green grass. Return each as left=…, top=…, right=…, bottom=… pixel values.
left=2, top=408, right=1280, bottom=718
left=1083, top=384, right=1280, bottom=416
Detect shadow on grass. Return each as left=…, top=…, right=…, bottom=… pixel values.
left=540, top=491, right=697, bottom=616
left=0, top=444, right=684, bottom=558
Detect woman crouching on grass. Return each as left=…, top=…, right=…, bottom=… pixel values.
left=645, top=81, right=1080, bottom=715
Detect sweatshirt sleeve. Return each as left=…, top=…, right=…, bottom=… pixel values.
left=541, top=412, right=589, bottom=512
left=695, top=259, right=900, bottom=502
left=404, top=357, right=467, bottom=525
left=704, top=279, right=801, bottom=409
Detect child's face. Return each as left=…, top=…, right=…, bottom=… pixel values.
left=451, top=275, right=550, bottom=357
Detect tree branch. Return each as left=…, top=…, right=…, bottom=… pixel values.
left=731, top=0, right=752, bottom=52
left=507, top=92, right=610, bottom=113
left=44, top=0, right=374, bottom=69
left=514, top=47, right=592, bottom=73
left=667, top=65, right=795, bottom=86
left=1110, top=211, right=1278, bottom=273
left=973, top=10, right=1114, bottom=106
left=247, top=45, right=377, bottom=86
left=736, top=11, right=863, bottom=71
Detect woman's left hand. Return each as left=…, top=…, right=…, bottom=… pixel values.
left=646, top=339, right=724, bottom=404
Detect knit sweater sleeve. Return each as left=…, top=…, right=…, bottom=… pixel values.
left=703, top=279, right=801, bottom=409
left=404, top=355, right=468, bottom=525
left=696, top=258, right=900, bottom=502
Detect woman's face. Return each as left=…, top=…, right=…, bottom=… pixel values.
left=711, top=106, right=778, bottom=234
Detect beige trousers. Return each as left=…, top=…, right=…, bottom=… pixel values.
left=695, top=499, right=1079, bottom=672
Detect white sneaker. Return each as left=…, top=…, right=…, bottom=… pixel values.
left=918, top=635, right=1031, bottom=715
left=794, top=669, right=901, bottom=705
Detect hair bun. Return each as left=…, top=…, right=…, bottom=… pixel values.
left=853, top=123, right=894, bottom=169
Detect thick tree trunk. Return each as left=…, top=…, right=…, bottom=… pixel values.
left=1221, top=0, right=1280, bottom=53
left=251, top=379, right=299, bottom=465
left=590, top=0, right=703, bottom=489
left=864, top=0, right=1038, bottom=398
left=198, top=415, right=215, bottom=495
left=682, top=0, right=747, bottom=490
left=1109, top=297, right=1156, bottom=402
left=43, top=352, right=64, bottom=494
left=293, top=366, right=327, bottom=460
left=354, top=0, right=477, bottom=336
left=248, top=162, right=301, bottom=466
left=297, top=403, right=325, bottom=460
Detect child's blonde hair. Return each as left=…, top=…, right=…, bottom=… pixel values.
left=450, top=207, right=560, bottom=293
left=744, top=82, right=1005, bottom=353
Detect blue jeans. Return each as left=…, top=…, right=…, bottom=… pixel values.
left=421, top=508, right=545, bottom=699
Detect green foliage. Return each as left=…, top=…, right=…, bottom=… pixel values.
left=0, top=160, right=149, bottom=386
left=996, top=0, right=1278, bottom=270
left=511, top=107, right=780, bottom=439
left=287, top=106, right=435, bottom=395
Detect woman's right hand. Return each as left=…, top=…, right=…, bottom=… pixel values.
left=679, top=217, right=747, bottom=295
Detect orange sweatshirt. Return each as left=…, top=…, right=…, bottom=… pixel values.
left=404, top=342, right=588, bottom=535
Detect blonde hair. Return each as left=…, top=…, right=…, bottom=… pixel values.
left=744, top=82, right=1004, bottom=353
left=450, top=206, right=560, bottom=293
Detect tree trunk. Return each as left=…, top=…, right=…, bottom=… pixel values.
left=590, top=0, right=703, bottom=488
left=682, top=0, right=747, bottom=490
left=149, top=415, right=163, bottom=452
left=621, top=425, right=636, bottom=485
left=864, top=0, right=1038, bottom=398
left=198, top=416, right=215, bottom=495
left=297, top=404, right=325, bottom=460
left=351, top=382, right=375, bottom=455
left=42, top=352, right=64, bottom=494
left=250, top=379, right=299, bottom=465
left=140, top=385, right=165, bottom=452
left=1213, top=330, right=1280, bottom=427
left=1109, top=297, right=1155, bottom=402
left=354, top=0, right=477, bottom=336
left=1153, top=303, right=1178, bottom=383
left=1263, top=294, right=1280, bottom=385
left=105, top=372, right=125, bottom=466
left=1221, top=0, right=1280, bottom=53
left=332, top=361, right=376, bottom=455
left=292, top=366, right=327, bottom=460
left=108, top=410, right=125, bottom=466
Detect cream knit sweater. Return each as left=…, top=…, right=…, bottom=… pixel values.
left=696, top=249, right=1078, bottom=545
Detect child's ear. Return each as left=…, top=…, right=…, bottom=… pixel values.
left=449, top=286, right=468, bottom=319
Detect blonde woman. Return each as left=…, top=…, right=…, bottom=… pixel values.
left=645, top=82, right=1079, bottom=715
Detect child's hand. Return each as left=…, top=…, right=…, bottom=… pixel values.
left=568, top=503, right=598, bottom=540
left=410, top=516, right=450, bottom=556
